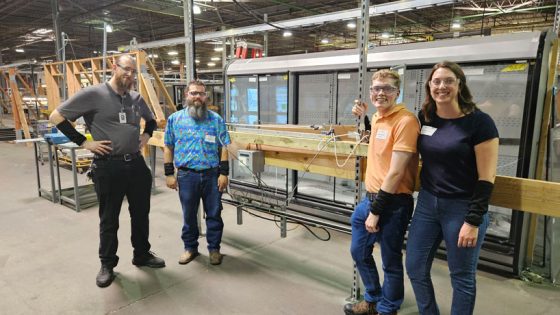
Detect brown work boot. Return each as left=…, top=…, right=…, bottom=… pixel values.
left=209, top=250, right=223, bottom=265
left=178, top=250, right=199, bottom=265
left=343, top=300, right=377, bottom=315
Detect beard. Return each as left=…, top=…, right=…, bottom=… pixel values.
left=186, top=99, right=208, bottom=120
left=116, top=75, right=134, bottom=91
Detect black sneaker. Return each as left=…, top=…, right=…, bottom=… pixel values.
left=132, top=251, right=166, bottom=268
left=96, top=265, right=115, bottom=288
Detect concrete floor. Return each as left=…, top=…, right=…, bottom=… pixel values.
left=1, top=141, right=559, bottom=315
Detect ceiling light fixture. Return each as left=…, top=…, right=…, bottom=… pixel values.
left=148, top=54, right=159, bottom=58
left=347, top=21, right=356, bottom=29
left=283, top=31, right=292, bottom=37
left=214, top=46, right=224, bottom=52
left=105, top=24, right=113, bottom=33
left=171, top=60, right=180, bottom=65
left=168, top=51, right=178, bottom=56
left=193, top=5, right=201, bottom=14
left=381, top=32, right=390, bottom=39
left=210, top=57, right=220, bottom=61
left=207, top=62, right=216, bottom=67
left=195, top=59, right=200, bottom=63
left=451, top=20, right=462, bottom=29
left=15, top=48, right=24, bottom=53
left=321, top=38, right=329, bottom=44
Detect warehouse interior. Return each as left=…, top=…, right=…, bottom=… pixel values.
left=1, top=1, right=560, bottom=314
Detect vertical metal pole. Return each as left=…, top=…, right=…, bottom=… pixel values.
left=47, top=143, right=57, bottom=202
left=102, top=22, right=108, bottom=83
left=230, top=36, right=235, bottom=58
left=34, top=142, right=42, bottom=197
left=51, top=0, right=62, bottom=61
left=71, top=147, right=80, bottom=212
left=553, top=0, right=560, bottom=35
left=61, top=32, right=67, bottom=101
left=222, top=27, right=227, bottom=69
left=349, top=0, right=370, bottom=303
left=264, top=14, right=269, bottom=57
left=183, top=0, right=195, bottom=81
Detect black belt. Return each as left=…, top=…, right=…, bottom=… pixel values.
left=94, top=152, right=141, bottom=162
left=366, top=191, right=412, bottom=201
left=178, top=166, right=218, bottom=173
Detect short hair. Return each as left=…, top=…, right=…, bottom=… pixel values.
left=422, top=61, right=477, bottom=122
left=371, top=69, right=401, bottom=88
left=116, top=54, right=136, bottom=65
left=187, top=79, right=206, bottom=91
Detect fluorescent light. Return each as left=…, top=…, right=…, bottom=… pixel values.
left=32, top=28, right=53, bottom=35
left=207, top=62, right=216, bottom=67
left=210, top=57, right=220, bottom=61
left=381, top=32, right=390, bottom=39
left=105, top=24, right=113, bottom=33
left=451, top=20, right=462, bottom=29
left=347, top=21, right=356, bottom=29
left=283, top=31, right=292, bottom=37
left=321, top=38, right=329, bottom=44
left=195, top=59, right=200, bottom=63
left=168, top=51, right=178, bottom=56
left=15, top=48, right=24, bottom=53
left=214, top=47, right=223, bottom=52
left=171, top=60, right=180, bottom=65
left=193, top=5, right=201, bottom=14
left=148, top=54, right=158, bottom=58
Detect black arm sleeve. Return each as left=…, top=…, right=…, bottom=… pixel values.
left=370, top=189, right=396, bottom=215
left=56, top=120, right=87, bottom=146
left=219, top=160, right=229, bottom=176
left=465, top=180, right=494, bottom=226
left=143, top=119, right=157, bottom=137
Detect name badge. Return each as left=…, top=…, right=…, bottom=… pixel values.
left=421, top=125, right=437, bottom=136
left=375, top=129, right=388, bottom=140
left=118, top=112, right=127, bottom=124
left=205, top=135, right=216, bottom=143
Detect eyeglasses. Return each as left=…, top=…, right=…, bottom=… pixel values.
left=116, top=63, right=137, bottom=74
left=369, top=85, right=398, bottom=94
left=429, top=78, right=459, bottom=87
left=188, top=91, right=207, bottom=97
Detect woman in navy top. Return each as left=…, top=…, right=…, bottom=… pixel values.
left=405, top=61, right=499, bottom=315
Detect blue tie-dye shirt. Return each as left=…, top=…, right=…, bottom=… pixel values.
left=164, top=109, right=231, bottom=170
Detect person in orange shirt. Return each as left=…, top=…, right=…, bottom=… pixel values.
left=344, top=69, right=420, bottom=315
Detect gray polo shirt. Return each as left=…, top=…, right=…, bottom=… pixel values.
left=57, top=83, right=154, bottom=155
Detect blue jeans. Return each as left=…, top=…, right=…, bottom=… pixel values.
left=405, top=189, right=489, bottom=315
left=177, top=168, right=224, bottom=252
left=350, top=194, right=413, bottom=315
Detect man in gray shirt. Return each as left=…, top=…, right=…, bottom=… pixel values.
left=49, top=54, right=165, bottom=288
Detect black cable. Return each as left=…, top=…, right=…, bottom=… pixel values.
left=231, top=0, right=286, bottom=30
left=238, top=206, right=331, bottom=241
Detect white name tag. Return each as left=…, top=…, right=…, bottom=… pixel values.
left=375, top=129, right=388, bottom=140
left=118, top=112, right=127, bottom=124
left=421, top=125, right=437, bottom=136
left=205, top=135, right=216, bottom=143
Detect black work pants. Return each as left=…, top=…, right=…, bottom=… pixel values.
left=91, top=156, right=152, bottom=268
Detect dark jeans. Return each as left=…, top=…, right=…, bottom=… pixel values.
left=405, top=189, right=489, bottom=315
left=91, top=156, right=152, bottom=268
left=177, top=168, right=223, bottom=252
left=350, top=194, right=413, bottom=315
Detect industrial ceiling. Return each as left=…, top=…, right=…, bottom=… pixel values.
left=0, top=0, right=558, bottom=72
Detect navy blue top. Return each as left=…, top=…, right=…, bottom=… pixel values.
left=418, top=109, right=499, bottom=198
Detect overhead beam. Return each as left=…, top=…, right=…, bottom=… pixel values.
left=119, top=0, right=462, bottom=51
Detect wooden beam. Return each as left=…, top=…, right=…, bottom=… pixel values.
left=146, top=57, right=176, bottom=113
left=44, top=64, right=61, bottom=112
left=230, top=131, right=369, bottom=157
left=149, top=130, right=560, bottom=217
left=8, top=68, right=31, bottom=140
left=139, top=73, right=165, bottom=125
